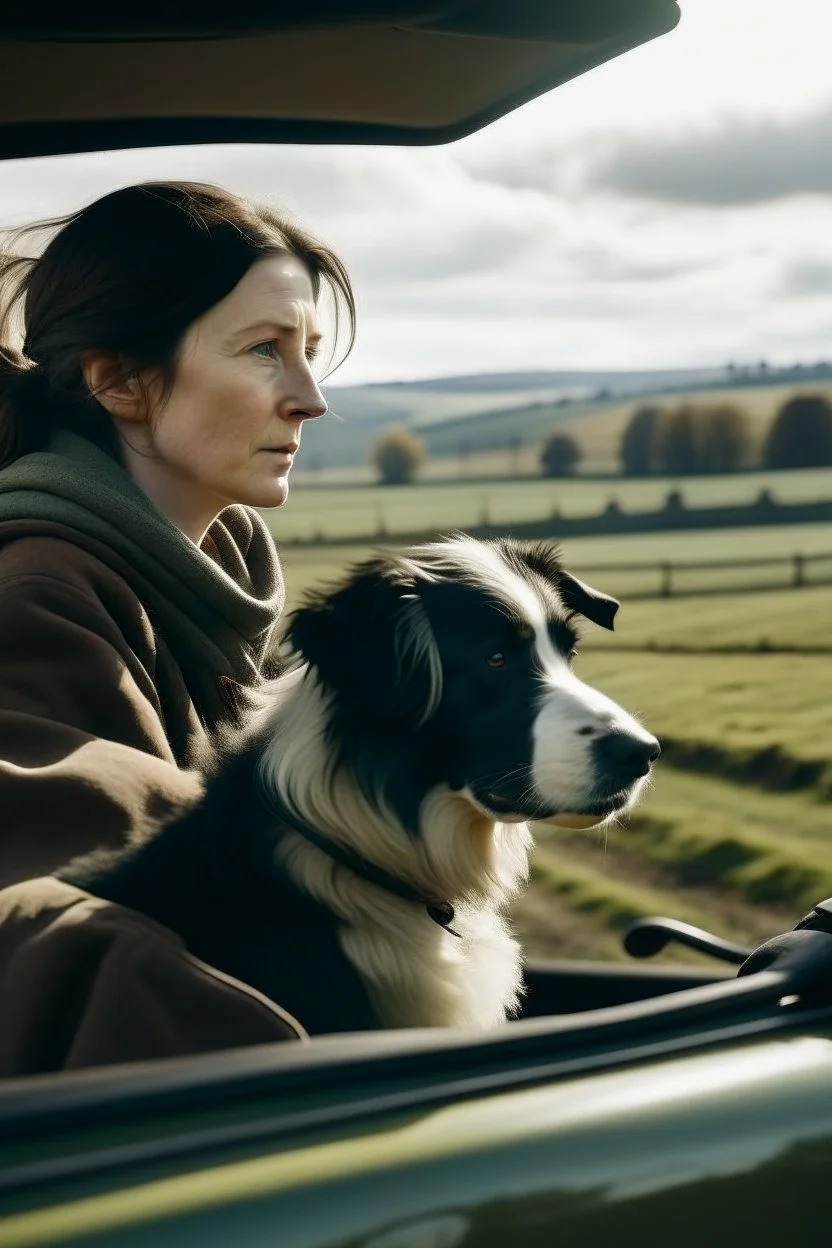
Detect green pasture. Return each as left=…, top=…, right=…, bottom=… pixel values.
left=584, top=583, right=832, bottom=651
left=272, top=463, right=832, bottom=543
left=577, top=647, right=832, bottom=771
left=278, top=521, right=832, bottom=609
left=526, top=637, right=832, bottom=960
left=518, top=763, right=832, bottom=962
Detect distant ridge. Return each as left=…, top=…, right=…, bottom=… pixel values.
left=347, top=366, right=727, bottom=394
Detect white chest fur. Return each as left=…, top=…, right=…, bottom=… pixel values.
left=277, top=801, right=532, bottom=1032
left=339, top=895, right=526, bottom=1030
left=259, top=678, right=533, bottom=1031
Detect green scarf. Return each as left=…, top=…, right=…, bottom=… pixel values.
left=0, top=433, right=285, bottom=694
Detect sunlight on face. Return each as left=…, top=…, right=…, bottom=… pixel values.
left=144, top=254, right=328, bottom=536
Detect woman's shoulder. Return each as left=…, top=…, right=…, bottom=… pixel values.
left=0, top=531, right=150, bottom=652
left=0, top=532, right=134, bottom=600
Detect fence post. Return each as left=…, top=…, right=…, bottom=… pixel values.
left=660, top=562, right=673, bottom=598
left=792, top=553, right=805, bottom=588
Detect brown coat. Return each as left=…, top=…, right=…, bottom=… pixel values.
left=0, top=527, right=306, bottom=1076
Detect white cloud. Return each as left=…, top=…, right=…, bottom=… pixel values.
left=3, top=0, right=832, bottom=382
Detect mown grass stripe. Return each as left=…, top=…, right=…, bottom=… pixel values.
left=530, top=845, right=711, bottom=933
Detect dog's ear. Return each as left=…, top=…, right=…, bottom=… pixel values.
left=558, top=572, right=620, bottom=631
left=289, top=569, right=442, bottom=729
left=505, top=540, right=620, bottom=632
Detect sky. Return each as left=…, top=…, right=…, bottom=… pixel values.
left=3, top=0, right=832, bottom=385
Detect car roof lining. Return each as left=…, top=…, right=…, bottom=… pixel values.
left=0, top=2, right=679, bottom=158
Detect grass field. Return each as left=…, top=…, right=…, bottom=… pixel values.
left=276, top=517, right=832, bottom=967
left=278, top=520, right=832, bottom=606
left=528, top=641, right=832, bottom=962
left=273, top=463, right=832, bottom=543
left=579, top=645, right=832, bottom=769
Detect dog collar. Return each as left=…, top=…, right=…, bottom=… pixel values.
left=265, top=795, right=462, bottom=938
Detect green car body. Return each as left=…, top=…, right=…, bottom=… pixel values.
left=2, top=958, right=831, bottom=1247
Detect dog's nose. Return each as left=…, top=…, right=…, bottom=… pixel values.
left=595, top=730, right=661, bottom=780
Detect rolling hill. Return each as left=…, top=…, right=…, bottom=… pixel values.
left=304, top=366, right=729, bottom=471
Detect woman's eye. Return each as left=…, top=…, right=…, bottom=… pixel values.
left=252, top=340, right=279, bottom=360
left=486, top=652, right=506, bottom=669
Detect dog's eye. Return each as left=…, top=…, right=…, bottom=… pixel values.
left=568, top=648, right=578, bottom=663
left=486, top=652, right=506, bottom=669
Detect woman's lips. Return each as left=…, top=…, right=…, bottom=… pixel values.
left=260, top=447, right=295, bottom=467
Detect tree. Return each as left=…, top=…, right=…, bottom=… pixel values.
left=762, top=393, right=832, bottom=469
left=653, top=404, right=701, bottom=476
left=651, top=402, right=751, bottom=476
left=371, top=425, right=426, bottom=485
left=540, top=432, right=581, bottom=478
left=620, top=404, right=662, bottom=476
left=699, top=403, right=751, bottom=473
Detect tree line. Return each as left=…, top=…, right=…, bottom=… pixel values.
left=370, top=392, right=832, bottom=484
left=616, top=393, right=832, bottom=478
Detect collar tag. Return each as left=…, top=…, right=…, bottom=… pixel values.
left=264, top=789, right=462, bottom=937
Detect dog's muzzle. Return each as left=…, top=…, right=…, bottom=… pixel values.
left=594, top=729, right=661, bottom=786
left=473, top=728, right=661, bottom=825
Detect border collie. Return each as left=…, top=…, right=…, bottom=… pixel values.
left=61, top=536, right=659, bottom=1035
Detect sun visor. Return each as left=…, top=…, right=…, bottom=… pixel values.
left=0, top=0, right=679, bottom=159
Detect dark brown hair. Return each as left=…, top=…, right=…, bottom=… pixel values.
left=0, top=181, right=355, bottom=468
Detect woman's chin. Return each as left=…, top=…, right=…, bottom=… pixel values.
left=246, top=477, right=291, bottom=510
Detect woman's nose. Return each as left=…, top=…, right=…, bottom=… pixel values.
left=290, top=373, right=328, bottom=422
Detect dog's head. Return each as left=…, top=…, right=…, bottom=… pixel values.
left=289, top=536, right=659, bottom=829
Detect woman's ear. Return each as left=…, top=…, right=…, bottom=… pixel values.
left=80, top=351, right=148, bottom=424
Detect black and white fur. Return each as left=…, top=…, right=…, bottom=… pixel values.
left=62, top=536, right=659, bottom=1035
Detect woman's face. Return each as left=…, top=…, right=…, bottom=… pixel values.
left=122, top=253, right=328, bottom=540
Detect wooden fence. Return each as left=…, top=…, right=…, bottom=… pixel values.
left=573, top=551, right=832, bottom=600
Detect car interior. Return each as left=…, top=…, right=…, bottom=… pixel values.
left=1, top=0, right=832, bottom=1197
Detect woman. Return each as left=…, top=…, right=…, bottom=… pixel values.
left=0, top=182, right=355, bottom=1073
